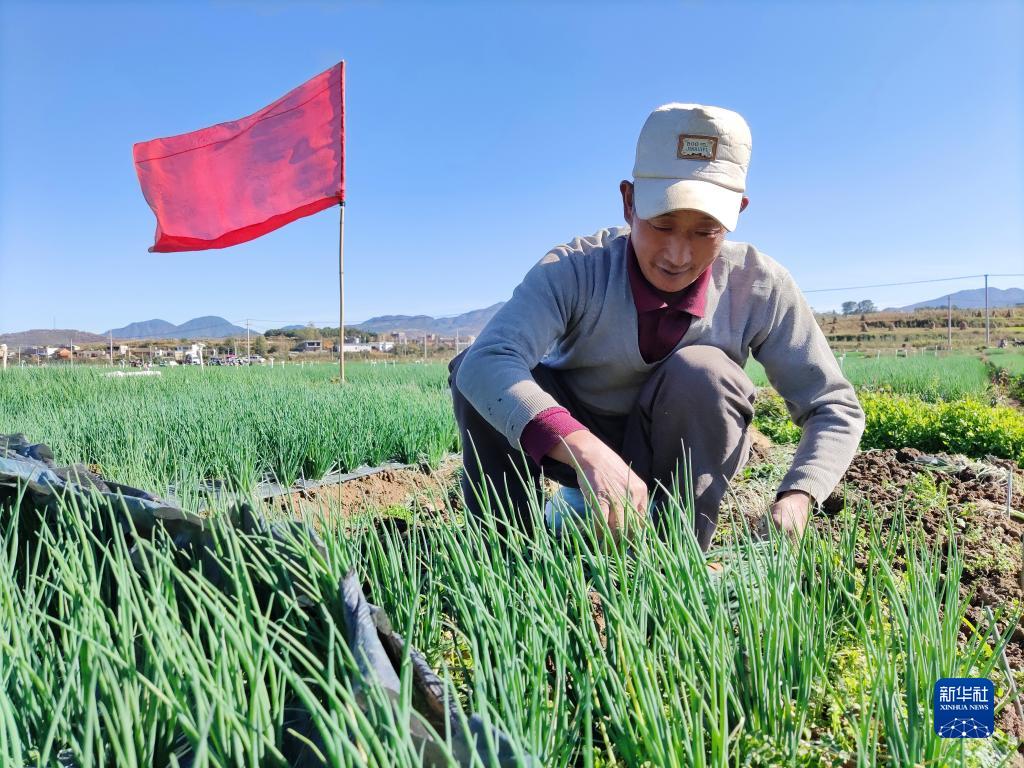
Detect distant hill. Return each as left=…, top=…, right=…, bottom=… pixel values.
left=0, top=329, right=107, bottom=347
left=106, top=316, right=249, bottom=340
left=105, top=319, right=178, bottom=339
left=898, top=287, right=1024, bottom=312
left=175, top=316, right=250, bottom=339
left=353, top=303, right=505, bottom=336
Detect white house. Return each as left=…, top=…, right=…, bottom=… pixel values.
left=172, top=343, right=206, bottom=363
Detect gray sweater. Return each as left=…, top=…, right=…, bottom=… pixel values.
left=456, top=226, right=865, bottom=504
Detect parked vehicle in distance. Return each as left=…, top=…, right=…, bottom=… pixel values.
left=159, top=359, right=178, bottom=367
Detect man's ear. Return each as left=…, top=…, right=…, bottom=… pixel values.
left=620, top=180, right=634, bottom=225
left=739, top=196, right=750, bottom=213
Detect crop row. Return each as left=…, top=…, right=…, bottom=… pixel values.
left=1, top=480, right=1017, bottom=765
left=3, top=357, right=1023, bottom=496
left=0, top=364, right=459, bottom=494
left=745, top=352, right=992, bottom=402
left=756, top=390, right=1024, bottom=465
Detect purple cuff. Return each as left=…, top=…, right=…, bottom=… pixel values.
left=521, top=406, right=588, bottom=465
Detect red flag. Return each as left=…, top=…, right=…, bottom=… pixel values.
left=133, top=62, right=345, bottom=253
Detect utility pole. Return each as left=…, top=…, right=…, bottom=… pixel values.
left=947, top=295, right=952, bottom=350
left=109, top=331, right=113, bottom=366
left=984, top=274, right=990, bottom=347
left=455, top=328, right=459, bottom=356
left=246, top=319, right=251, bottom=361
left=423, top=334, right=427, bottom=359
left=69, top=333, right=73, bottom=367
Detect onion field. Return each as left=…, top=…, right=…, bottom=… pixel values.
left=0, top=363, right=459, bottom=494
left=1, top=353, right=1009, bottom=503
left=2, top=360, right=1023, bottom=766
left=2, top=476, right=1019, bottom=766
left=745, top=352, right=991, bottom=402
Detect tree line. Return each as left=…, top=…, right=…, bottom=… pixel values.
left=841, top=300, right=877, bottom=315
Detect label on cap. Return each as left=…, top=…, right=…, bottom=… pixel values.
left=677, top=135, right=718, bottom=161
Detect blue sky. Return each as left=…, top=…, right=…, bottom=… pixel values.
left=1, top=0, right=1021, bottom=335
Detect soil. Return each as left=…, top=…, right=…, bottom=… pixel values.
left=819, top=449, right=1024, bottom=616
left=271, top=456, right=463, bottom=522
left=747, top=425, right=775, bottom=465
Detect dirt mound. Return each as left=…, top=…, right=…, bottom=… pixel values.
left=273, top=457, right=462, bottom=522
left=827, top=447, right=1023, bottom=513
left=747, top=426, right=775, bottom=465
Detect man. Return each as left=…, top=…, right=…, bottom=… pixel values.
left=448, top=103, right=865, bottom=550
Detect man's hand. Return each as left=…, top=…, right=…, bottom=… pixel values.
left=547, top=431, right=648, bottom=538
left=769, top=490, right=812, bottom=542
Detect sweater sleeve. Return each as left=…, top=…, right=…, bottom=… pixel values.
left=749, top=268, right=865, bottom=505
left=521, top=407, right=589, bottom=465
left=455, top=250, right=583, bottom=449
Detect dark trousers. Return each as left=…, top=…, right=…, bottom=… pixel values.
left=448, top=346, right=755, bottom=551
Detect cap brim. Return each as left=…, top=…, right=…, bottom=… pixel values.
left=633, top=178, right=742, bottom=231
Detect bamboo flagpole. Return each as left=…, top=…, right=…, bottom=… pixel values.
left=338, top=60, right=347, bottom=384
left=339, top=202, right=346, bottom=383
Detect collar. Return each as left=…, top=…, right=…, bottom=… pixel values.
left=626, top=236, right=711, bottom=317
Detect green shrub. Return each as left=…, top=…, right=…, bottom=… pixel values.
left=752, top=392, right=802, bottom=444
left=986, top=351, right=1024, bottom=401
left=755, top=390, right=1024, bottom=465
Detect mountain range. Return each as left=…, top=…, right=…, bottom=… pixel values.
left=895, top=287, right=1024, bottom=312
left=104, top=316, right=250, bottom=340
left=350, top=287, right=1024, bottom=333
left=352, top=303, right=505, bottom=336
left=2, top=287, right=1021, bottom=346
left=0, top=328, right=108, bottom=347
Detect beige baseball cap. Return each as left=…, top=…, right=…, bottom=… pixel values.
left=632, top=103, right=752, bottom=231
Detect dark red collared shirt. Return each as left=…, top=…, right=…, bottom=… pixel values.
left=625, top=236, right=711, bottom=363
left=520, top=236, right=712, bottom=464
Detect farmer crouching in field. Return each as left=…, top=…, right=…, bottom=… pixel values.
left=448, top=104, right=865, bottom=550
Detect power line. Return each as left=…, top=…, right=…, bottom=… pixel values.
left=803, top=273, right=1024, bottom=294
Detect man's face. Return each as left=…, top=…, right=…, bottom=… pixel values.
left=620, top=181, right=746, bottom=293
